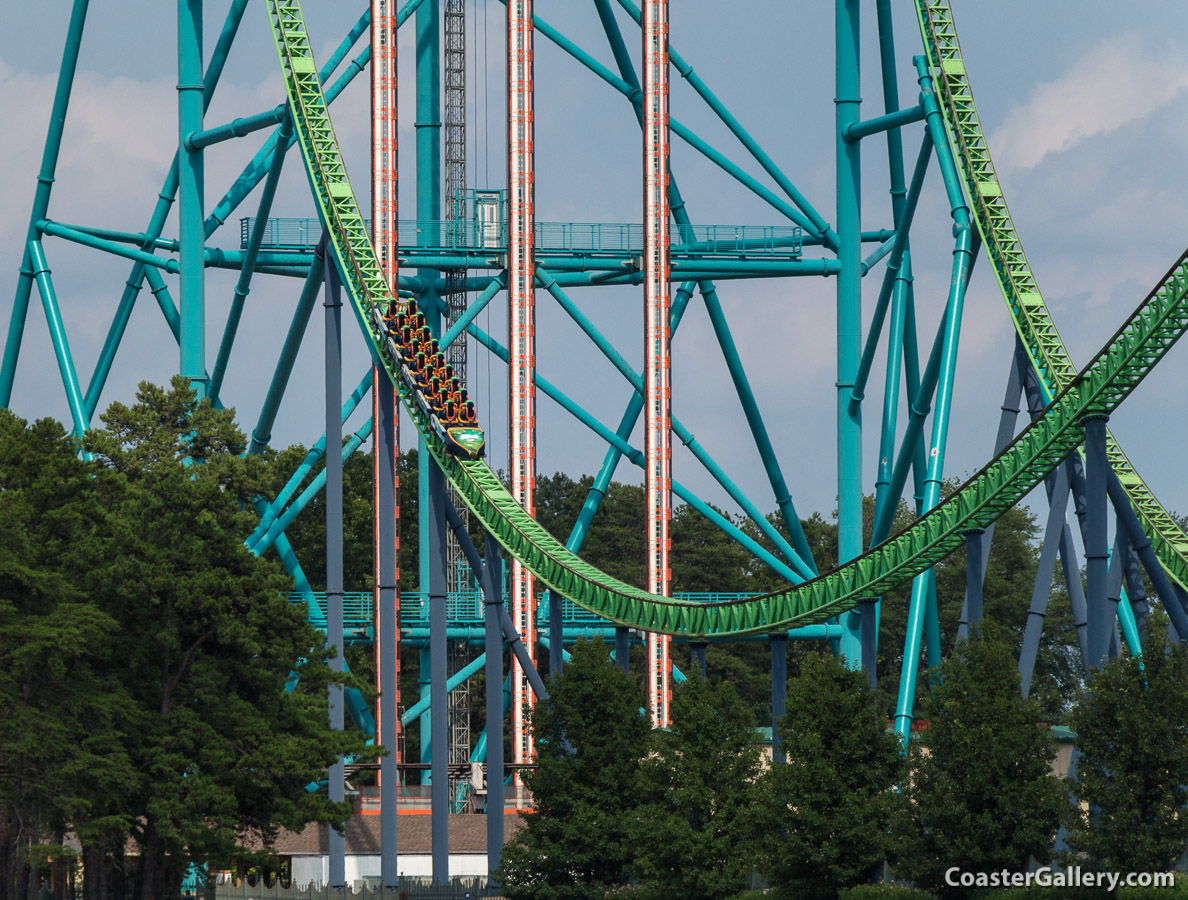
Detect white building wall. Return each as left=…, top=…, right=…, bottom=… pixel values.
left=291, top=854, right=490, bottom=888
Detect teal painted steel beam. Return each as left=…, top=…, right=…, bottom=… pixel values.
left=835, top=0, right=865, bottom=662
left=82, top=0, right=249, bottom=419
left=205, top=14, right=371, bottom=240
left=35, top=223, right=173, bottom=251
left=614, top=0, right=837, bottom=248
left=28, top=241, right=89, bottom=447
left=246, top=369, right=373, bottom=548
left=248, top=240, right=327, bottom=456
left=400, top=653, right=488, bottom=727
left=252, top=416, right=374, bottom=558
left=440, top=272, right=505, bottom=349
left=178, top=0, right=206, bottom=397
left=209, top=110, right=294, bottom=405
left=415, top=0, right=442, bottom=604
left=535, top=266, right=814, bottom=579
left=37, top=220, right=180, bottom=272
left=186, top=104, right=286, bottom=151
left=893, top=58, right=980, bottom=742
left=844, top=103, right=926, bottom=143
left=699, top=283, right=820, bottom=578
left=522, top=0, right=815, bottom=232
left=1, top=0, right=89, bottom=409
left=850, top=133, right=933, bottom=411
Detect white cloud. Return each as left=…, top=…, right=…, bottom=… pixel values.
left=989, top=33, right=1188, bottom=175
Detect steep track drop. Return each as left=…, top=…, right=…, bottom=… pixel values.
left=267, top=0, right=1188, bottom=638
left=917, top=0, right=1188, bottom=590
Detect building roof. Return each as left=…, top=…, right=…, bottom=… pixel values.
left=273, top=814, right=525, bottom=856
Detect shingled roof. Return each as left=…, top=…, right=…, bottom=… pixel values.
left=272, top=815, right=525, bottom=856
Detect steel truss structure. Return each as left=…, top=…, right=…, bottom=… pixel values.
left=6, top=0, right=1188, bottom=888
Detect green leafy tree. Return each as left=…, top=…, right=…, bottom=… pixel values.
left=753, top=650, right=905, bottom=899
left=892, top=624, right=1063, bottom=897
left=1063, top=630, right=1188, bottom=871
left=82, top=379, right=370, bottom=900
left=631, top=674, right=764, bottom=899
left=498, top=639, right=649, bottom=899
left=0, top=411, right=137, bottom=900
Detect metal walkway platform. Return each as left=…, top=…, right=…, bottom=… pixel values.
left=242, top=217, right=803, bottom=260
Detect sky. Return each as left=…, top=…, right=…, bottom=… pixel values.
left=3, top=1, right=1188, bottom=551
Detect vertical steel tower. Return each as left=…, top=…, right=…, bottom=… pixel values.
left=642, top=0, right=672, bottom=728
left=507, top=0, right=538, bottom=770
left=369, top=1, right=400, bottom=884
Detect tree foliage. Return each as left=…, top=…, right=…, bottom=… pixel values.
left=0, top=380, right=370, bottom=900
left=891, top=624, right=1064, bottom=898
left=1063, top=631, right=1188, bottom=872
left=754, top=650, right=905, bottom=899
left=498, top=639, right=650, bottom=900
left=631, top=674, right=764, bottom=900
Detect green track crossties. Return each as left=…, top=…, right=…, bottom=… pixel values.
left=267, top=0, right=1188, bottom=638
left=916, top=0, right=1188, bottom=590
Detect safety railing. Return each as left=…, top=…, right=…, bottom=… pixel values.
left=289, top=590, right=764, bottom=629
left=241, top=217, right=803, bottom=258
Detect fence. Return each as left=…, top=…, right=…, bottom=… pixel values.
left=214, top=877, right=500, bottom=900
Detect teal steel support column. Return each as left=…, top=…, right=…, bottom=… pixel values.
left=248, top=236, right=327, bottom=456
left=835, top=0, right=863, bottom=663
left=28, top=242, right=89, bottom=444
left=2, top=0, right=89, bottom=408
left=178, top=0, right=207, bottom=397
left=416, top=0, right=441, bottom=598
left=209, top=110, right=293, bottom=405
left=893, top=58, right=978, bottom=741
left=85, top=0, right=248, bottom=419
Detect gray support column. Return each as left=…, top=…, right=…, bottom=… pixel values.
left=1022, top=363, right=1091, bottom=667
left=1106, top=530, right=1126, bottom=661
left=324, top=258, right=346, bottom=888
left=483, top=535, right=505, bottom=881
left=1019, top=464, right=1072, bottom=698
left=858, top=598, right=877, bottom=689
left=549, top=594, right=564, bottom=675
left=615, top=626, right=630, bottom=673
left=691, top=643, right=707, bottom=679
left=1104, top=468, right=1188, bottom=642
left=1120, top=534, right=1150, bottom=642
left=960, top=529, right=986, bottom=639
left=1083, top=416, right=1110, bottom=670
left=500, top=608, right=549, bottom=700
left=376, top=368, right=399, bottom=887
left=427, top=458, right=449, bottom=884
left=771, top=636, right=787, bottom=765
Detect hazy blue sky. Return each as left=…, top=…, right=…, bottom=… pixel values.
left=4, top=1, right=1188, bottom=550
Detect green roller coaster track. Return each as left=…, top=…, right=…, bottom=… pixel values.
left=267, top=0, right=1188, bottom=639
left=916, top=0, right=1188, bottom=593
